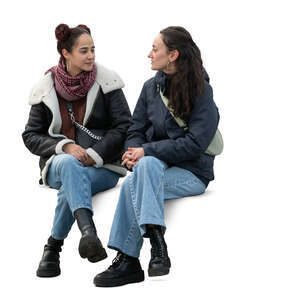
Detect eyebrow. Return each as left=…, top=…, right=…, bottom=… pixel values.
left=79, top=46, right=95, bottom=50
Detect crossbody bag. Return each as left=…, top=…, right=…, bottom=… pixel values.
left=159, top=89, right=223, bottom=156
left=65, top=101, right=104, bottom=149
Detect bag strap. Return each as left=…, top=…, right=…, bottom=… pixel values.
left=158, top=85, right=223, bottom=156
left=159, top=87, right=188, bottom=131
left=64, top=101, right=103, bottom=141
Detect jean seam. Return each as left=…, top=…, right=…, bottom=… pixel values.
left=123, top=217, right=139, bottom=251
left=119, top=175, right=141, bottom=255
left=82, top=174, right=90, bottom=207
left=129, top=173, right=141, bottom=220
left=131, top=161, right=166, bottom=237
left=153, top=165, right=166, bottom=202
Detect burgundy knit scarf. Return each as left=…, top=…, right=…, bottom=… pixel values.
left=47, top=57, right=97, bottom=101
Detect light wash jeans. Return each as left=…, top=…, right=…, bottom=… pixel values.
left=108, top=156, right=206, bottom=258
left=46, top=154, right=120, bottom=240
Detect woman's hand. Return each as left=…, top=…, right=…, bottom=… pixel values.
left=121, top=147, right=145, bottom=169
left=63, top=143, right=91, bottom=164
left=121, top=151, right=136, bottom=168
left=82, top=155, right=95, bottom=167
left=128, top=147, right=145, bottom=161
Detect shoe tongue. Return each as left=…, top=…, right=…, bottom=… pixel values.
left=110, top=252, right=123, bottom=269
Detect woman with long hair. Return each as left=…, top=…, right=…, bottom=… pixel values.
left=94, top=26, right=220, bottom=287
left=22, top=24, right=131, bottom=277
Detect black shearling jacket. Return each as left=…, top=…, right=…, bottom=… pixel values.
left=22, top=63, right=132, bottom=185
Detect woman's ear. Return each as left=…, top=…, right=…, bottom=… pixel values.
left=169, top=49, right=179, bottom=63
left=62, top=49, right=69, bottom=60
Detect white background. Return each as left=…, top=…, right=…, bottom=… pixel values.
left=1, top=0, right=299, bottom=299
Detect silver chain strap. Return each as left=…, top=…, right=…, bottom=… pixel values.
left=72, top=119, right=103, bottom=141
left=66, top=102, right=103, bottom=141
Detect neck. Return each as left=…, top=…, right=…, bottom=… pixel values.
left=67, top=67, right=82, bottom=77
left=65, top=60, right=82, bottom=77
left=162, top=65, right=176, bottom=75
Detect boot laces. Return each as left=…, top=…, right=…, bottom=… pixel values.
left=109, top=252, right=123, bottom=269
left=150, top=231, right=167, bottom=258
left=151, top=244, right=167, bottom=258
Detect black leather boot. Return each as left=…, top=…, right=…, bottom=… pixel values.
left=74, top=208, right=107, bottom=263
left=147, top=226, right=171, bottom=276
left=94, top=252, right=145, bottom=287
left=36, top=236, right=63, bottom=277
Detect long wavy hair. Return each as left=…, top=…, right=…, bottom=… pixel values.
left=160, top=26, right=205, bottom=119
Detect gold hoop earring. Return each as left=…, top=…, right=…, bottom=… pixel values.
left=66, top=60, right=72, bottom=73
left=166, top=61, right=170, bottom=70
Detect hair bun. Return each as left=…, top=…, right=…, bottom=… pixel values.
left=55, top=24, right=71, bottom=42
left=77, top=24, right=91, bottom=34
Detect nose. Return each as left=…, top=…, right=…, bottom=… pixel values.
left=148, top=50, right=152, bottom=58
left=88, top=51, right=95, bottom=60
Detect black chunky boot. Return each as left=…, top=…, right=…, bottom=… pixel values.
left=94, top=252, right=145, bottom=287
left=147, top=226, right=171, bottom=277
left=36, top=236, right=63, bottom=277
left=74, top=208, right=107, bottom=263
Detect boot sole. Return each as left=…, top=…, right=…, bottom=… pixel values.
left=87, top=247, right=108, bottom=263
left=94, top=270, right=145, bottom=287
left=148, top=266, right=170, bottom=277
left=36, top=267, right=61, bottom=278
left=79, top=235, right=107, bottom=262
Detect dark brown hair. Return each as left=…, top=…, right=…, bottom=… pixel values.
left=160, top=26, right=205, bottom=119
left=55, top=24, right=91, bottom=60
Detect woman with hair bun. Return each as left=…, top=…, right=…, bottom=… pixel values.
left=22, top=24, right=132, bottom=277
left=94, top=26, right=221, bottom=287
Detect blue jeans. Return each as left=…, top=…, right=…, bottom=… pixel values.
left=46, top=154, right=120, bottom=240
left=108, top=156, right=206, bottom=258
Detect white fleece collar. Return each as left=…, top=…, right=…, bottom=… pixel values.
left=28, top=63, right=125, bottom=135
left=28, top=63, right=125, bottom=105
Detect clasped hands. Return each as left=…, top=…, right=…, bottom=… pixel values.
left=121, top=147, right=145, bottom=169
left=62, top=144, right=144, bottom=169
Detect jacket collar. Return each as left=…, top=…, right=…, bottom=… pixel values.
left=153, top=68, right=210, bottom=94
left=28, top=63, right=125, bottom=136
left=28, top=63, right=124, bottom=106
left=154, top=71, right=169, bottom=94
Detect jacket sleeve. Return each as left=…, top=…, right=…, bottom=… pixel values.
left=22, top=102, right=72, bottom=158
left=124, top=84, right=151, bottom=149
left=142, top=83, right=219, bottom=164
left=87, top=89, right=132, bottom=166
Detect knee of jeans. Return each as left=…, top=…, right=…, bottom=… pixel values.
left=134, top=156, right=164, bottom=171
left=55, top=154, right=80, bottom=170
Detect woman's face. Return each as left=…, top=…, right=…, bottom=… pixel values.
left=148, top=34, right=177, bottom=74
left=63, top=33, right=95, bottom=76
left=148, top=34, right=170, bottom=72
